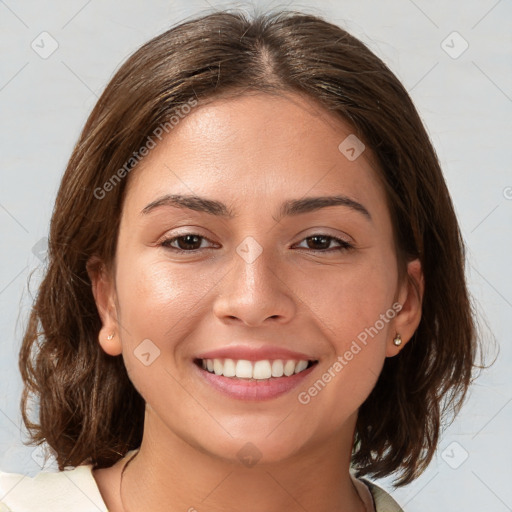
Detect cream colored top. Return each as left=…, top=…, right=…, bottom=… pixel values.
left=0, top=457, right=403, bottom=511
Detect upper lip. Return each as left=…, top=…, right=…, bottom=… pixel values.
left=195, top=345, right=317, bottom=362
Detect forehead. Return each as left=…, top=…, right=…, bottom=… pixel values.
left=123, top=91, right=388, bottom=222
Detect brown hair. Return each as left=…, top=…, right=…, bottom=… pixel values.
left=19, top=7, right=485, bottom=486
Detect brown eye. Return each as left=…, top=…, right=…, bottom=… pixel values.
left=295, top=234, right=353, bottom=252
left=161, top=234, right=212, bottom=252
left=306, top=235, right=331, bottom=250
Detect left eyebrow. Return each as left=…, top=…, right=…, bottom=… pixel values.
left=278, top=195, right=371, bottom=222
left=140, top=193, right=372, bottom=222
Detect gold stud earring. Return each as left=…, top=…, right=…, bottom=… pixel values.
left=107, top=333, right=115, bottom=340
left=393, top=333, right=402, bottom=346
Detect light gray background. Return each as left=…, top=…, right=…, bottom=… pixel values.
left=1, top=0, right=511, bottom=511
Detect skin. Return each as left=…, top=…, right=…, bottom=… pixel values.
left=89, top=91, right=424, bottom=512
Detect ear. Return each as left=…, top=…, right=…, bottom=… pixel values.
left=86, top=255, right=123, bottom=356
left=386, top=258, right=424, bottom=357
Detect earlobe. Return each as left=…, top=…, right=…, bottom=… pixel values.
left=386, top=258, right=424, bottom=357
left=86, top=256, right=123, bottom=356
left=100, top=331, right=123, bottom=356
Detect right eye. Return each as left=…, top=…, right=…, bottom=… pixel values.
left=160, top=234, right=217, bottom=253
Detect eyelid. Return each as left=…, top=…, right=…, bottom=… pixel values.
left=156, top=225, right=212, bottom=244
left=294, top=227, right=354, bottom=244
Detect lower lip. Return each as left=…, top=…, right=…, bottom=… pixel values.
left=194, top=362, right=317, bottom=401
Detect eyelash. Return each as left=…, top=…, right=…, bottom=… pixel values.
left=160, top=233, right=354, bottom=254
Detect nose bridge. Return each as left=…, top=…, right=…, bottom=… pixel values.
left=213, top=235, right=296, bottom=325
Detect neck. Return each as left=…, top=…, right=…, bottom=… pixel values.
left=117, top=408, right=366, bottom=512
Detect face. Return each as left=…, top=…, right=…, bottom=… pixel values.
left=90, top=91, right=422, bottom=465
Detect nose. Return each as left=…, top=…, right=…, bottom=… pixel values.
left=212, top=241, right=297, bottom=327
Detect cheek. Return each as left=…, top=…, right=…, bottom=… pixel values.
left=113, top=253, right=227, bottom=372
left=115, top=253, right=214, bottom=326
left=303, top=253, right=398, bottom=344
left=298, top=254, right=397, bottom=404
left=113, top=256, right=205, bottom=401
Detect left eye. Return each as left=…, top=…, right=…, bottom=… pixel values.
left=293, top=234, right=353, bottom=252
left=160, top=233, right=353, bottom=253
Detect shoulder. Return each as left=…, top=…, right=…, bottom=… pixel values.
left=360, top=477, right=405, bottom=512
left=0, top=465, right=108, bottom=512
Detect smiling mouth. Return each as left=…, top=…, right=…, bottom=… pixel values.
left=194, top=358, right=318, bottom=380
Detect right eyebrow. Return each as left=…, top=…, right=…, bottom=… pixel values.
left=141, top=194, right=235, bottom=217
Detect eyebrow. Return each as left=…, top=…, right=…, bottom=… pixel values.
left=141, top=193, right=371, bottom=221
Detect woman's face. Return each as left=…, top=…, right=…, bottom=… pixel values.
left=92, top=91, right=422, bottom=464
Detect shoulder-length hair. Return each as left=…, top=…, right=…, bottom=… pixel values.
left=19, top=8, right=483, bottom=486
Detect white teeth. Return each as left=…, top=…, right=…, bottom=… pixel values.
left=283, top=360, right=296, bottom=376
left=253, top=360, right=272, bottom=380
left=223, top=358, right=236, bottom=377
left=271, top=360, right=284, bottom=377
left=200, top=358, right=313, bottom=379
left=213, top=359, right=223, bottom=375
left=235, top=360, right=253, bottom=378
left=294, top=360, right=308, bottom=374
